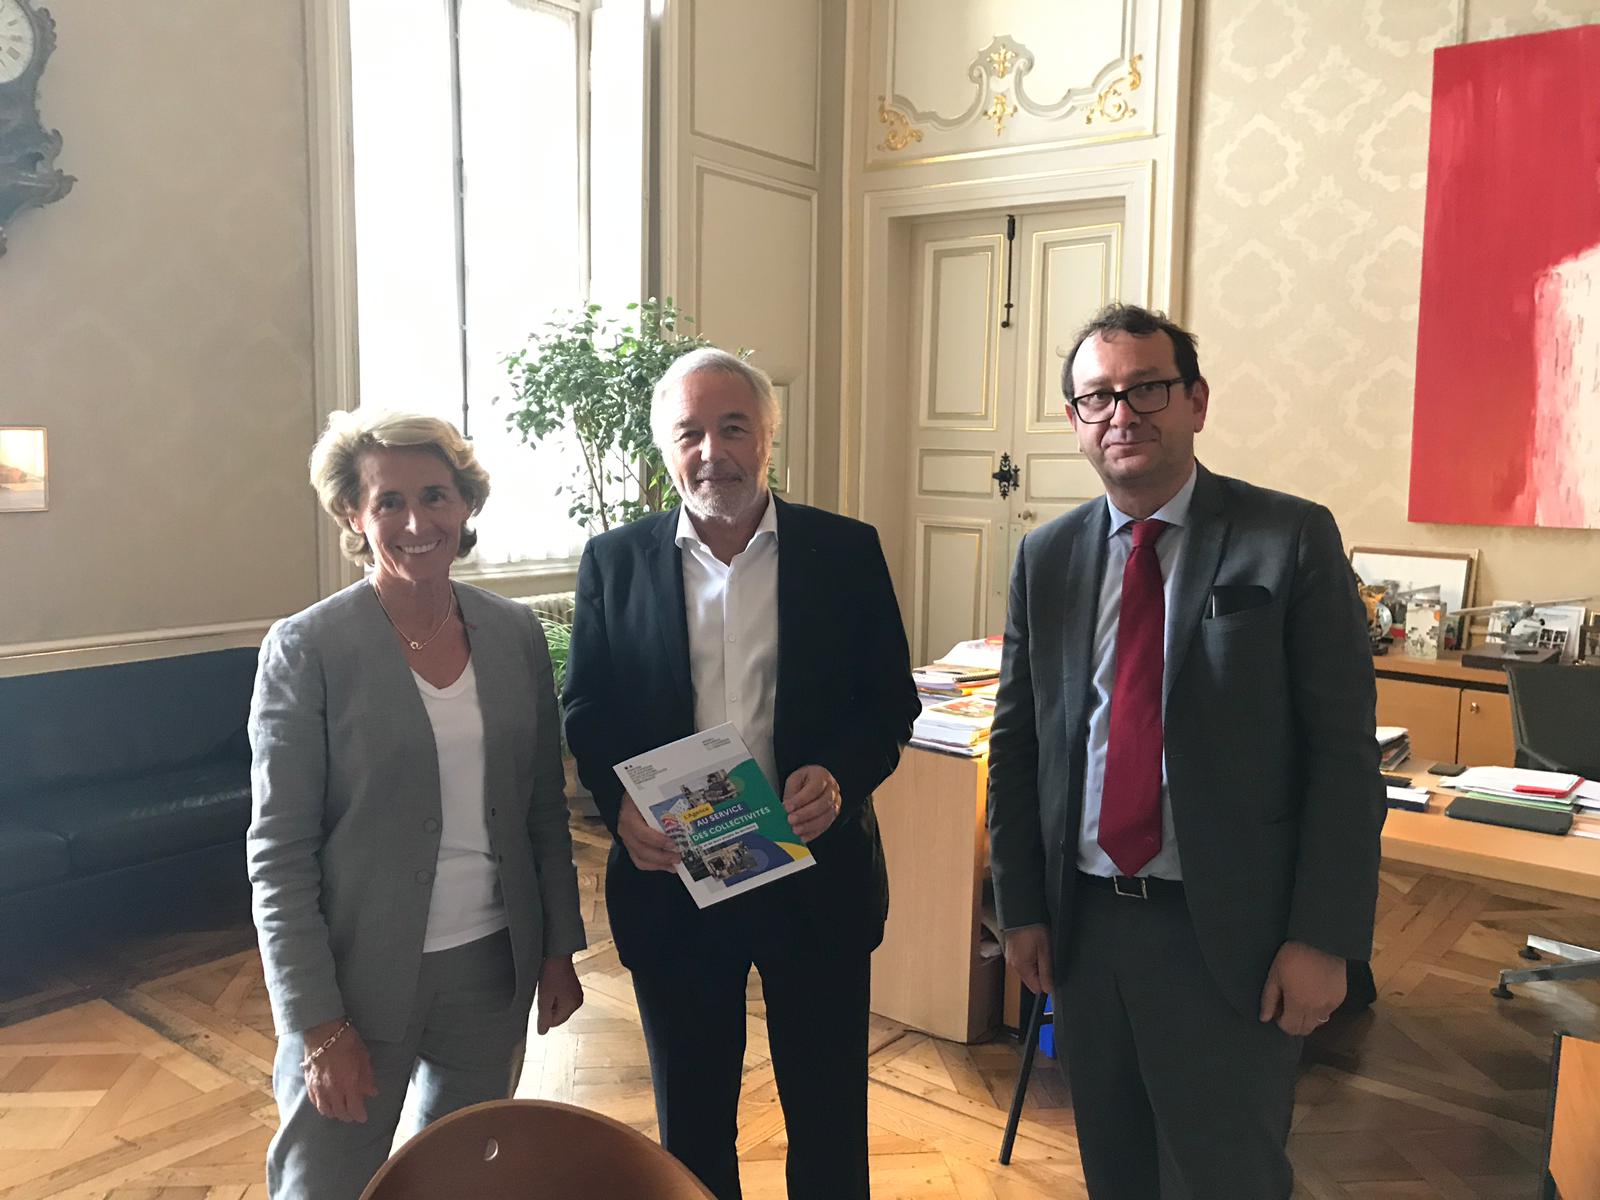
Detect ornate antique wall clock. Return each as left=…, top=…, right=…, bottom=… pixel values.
left=0, top=0, right=73, bottom=256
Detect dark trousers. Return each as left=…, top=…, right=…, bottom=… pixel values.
left=630, top=897, right=872, bottom=1200
left=1055, top=877, right=1302, bottom=1200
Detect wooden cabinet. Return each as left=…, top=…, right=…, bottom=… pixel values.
left=1375, top=677, right=1460, bottom=762
left=869, top=748, right=1000, bottom=1043
left=1458, top=689, right=1514, bottom=766
left=1374, top=653, right=1514, bottom=766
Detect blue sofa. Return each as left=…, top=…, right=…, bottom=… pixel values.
left=0, top=648, right=258, bottom=923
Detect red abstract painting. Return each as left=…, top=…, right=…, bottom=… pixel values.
left=1411, top=25, right=1600, bottom=529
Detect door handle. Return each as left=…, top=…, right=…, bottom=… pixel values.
left=1017, top=509, right=1036, bottom=521
left=992, top=453, right=1020, bottom=499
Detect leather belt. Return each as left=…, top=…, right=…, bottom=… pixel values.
left=1076, top=870, right=1185, bottom=901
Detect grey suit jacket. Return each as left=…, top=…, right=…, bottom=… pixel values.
left=987, top=463, right=1385, bottom=1018
left=247, top=580, right=586, bottom=1042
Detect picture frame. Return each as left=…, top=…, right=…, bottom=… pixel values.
left=1487, top=600, right=1589, bottom=663
left=1348, top=544, right=1479, bottom=649
left=769, top=382, right=790, bottom=495
left=0, top=426, right=47, bottom=512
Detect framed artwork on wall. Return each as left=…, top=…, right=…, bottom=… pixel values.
left=1411, top=25, right=1600, bottom=530
left=0, top=426, right=46, bottom=511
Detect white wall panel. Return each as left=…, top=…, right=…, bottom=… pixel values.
left=918, top=449, right=997, bottom=498
left=915, top=519, right=988, bottom=664
left=1023, top=454, right=1101, bottom=505
left=1028, top=223, right=1121, bottom=430
left=693, top=0, right=820, bottom=168
left=920, top=238, right=1000, bottom=428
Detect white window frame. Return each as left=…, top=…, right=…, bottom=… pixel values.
left=304, top=0, right=643, bottom=599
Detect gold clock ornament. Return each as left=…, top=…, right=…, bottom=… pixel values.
left=0, top=0, right=73, bottom=256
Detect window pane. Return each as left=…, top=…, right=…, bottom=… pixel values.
left=590, top=0, right=647, bottom=311
left=349, top=0, right=463, bottom=421
left=459, top=0, right=587, bottom=564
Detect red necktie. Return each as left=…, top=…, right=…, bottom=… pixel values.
left=1098, top=518, right=1169, bottom=876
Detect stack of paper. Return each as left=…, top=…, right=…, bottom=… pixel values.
left=1440, top=766, right=1584, bottom=816
left=911, top=694, right=996, bottom=757
left=913, top=638, right=1004, bottom=699
left=1376, top=726, right=1411, bottom=771
left=913, top=663, right=999, bottom=696
left=1577, top=780, right=1600, bottom=813
left=1385, top=784, right=1432, bottom=812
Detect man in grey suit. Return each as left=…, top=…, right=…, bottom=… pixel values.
left=987, top=304, right=1384, bottom=1198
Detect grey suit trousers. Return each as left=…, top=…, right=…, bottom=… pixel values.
left=266, top=929, right=527, bottom=1200
left=1055, top=880, right=1302, bottom=1199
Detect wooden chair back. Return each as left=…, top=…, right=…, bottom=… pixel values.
left=358, top=1099, right=716, bottom=1200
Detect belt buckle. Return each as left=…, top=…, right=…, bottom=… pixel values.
left=1112, top=875, right=1149, bottom=900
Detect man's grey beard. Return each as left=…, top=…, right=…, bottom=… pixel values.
left=678, top=467, right=768, bottom=520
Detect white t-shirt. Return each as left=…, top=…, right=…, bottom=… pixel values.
left=412, top=659, right=509, bottom=952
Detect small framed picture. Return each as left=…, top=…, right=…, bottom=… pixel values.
left=0, top=427, right=47, bottom=512
left=1348, top=544, right=1479, bottom=649
left=1488, top=600, right=1589, bottom=663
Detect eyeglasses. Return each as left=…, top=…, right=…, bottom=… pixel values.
left=1068, top=378, right=1185, bottom=423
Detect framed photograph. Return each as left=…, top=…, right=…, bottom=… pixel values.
left=1487, top=600, right=1589, bottom=663
left=769, top=382, right=790, bottom=495
left=0, top=427, right=47, bottom=512
left=1348, top=544, right=1479, bottom=648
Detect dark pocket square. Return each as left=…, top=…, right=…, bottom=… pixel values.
left=1207, top=584, right=1272, bottom=618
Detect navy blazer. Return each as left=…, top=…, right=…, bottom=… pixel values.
left=562, top=498, right=920, bottom=969
left=986, top=464, right=1385, bottom=1018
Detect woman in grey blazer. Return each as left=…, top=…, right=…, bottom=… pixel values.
left=248, top=410, right=586, bottom=1200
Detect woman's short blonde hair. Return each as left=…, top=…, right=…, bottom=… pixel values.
left=309, top=409, right=491, bottom=565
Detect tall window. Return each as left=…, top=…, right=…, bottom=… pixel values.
left=348, top=0, right=646, bottom=571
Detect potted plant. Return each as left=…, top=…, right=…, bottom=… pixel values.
left=500, top=298, right=729, bottom=535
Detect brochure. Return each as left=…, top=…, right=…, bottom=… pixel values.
left=613, top=723, right=814, bottom=908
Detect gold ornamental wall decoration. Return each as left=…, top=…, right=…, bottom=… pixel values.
left=985, top=92, right=1018, bottom=136
left=877, top=96, right=923, bottom=152
left=988, top=46, right=1017, bottom=79
left=1085, top=55, right=1143, bottom=125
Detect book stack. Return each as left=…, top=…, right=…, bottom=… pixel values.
left=913, top=636, right=1003, bottom=699
left=913, top=663, right=999, bottom=697
left=911, top=694, right=996, bottom=758
left=1376, top=726, right=1411, bottom=771
left=1441, top=766, right=1585, bottom=835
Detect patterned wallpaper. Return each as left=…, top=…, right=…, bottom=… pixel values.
left=1187, top=0, right=1600, bottom=605
left=0, top=1, right=319, bottom=649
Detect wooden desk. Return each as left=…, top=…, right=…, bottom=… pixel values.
left=1383, top=761, right=1600, bottom=898
left=869, top=748, right=1000, bottom=1043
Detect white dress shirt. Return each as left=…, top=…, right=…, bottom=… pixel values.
left=1077, top=466, right=1198, bottom=880
left=677, top=496, right=781, bottom=791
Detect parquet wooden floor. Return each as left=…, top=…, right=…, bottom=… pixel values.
left=4, top=815, right=1598, bottom=1198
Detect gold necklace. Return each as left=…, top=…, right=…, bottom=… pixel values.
left=372, top=582, right=456, bottom=652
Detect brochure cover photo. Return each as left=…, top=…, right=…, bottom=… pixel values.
left=613, top=723, right=815, bottom=908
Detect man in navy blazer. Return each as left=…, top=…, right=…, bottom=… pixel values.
left=563, top=348, right=919, bottom=1200
left=987, top=305, right=1384, bottom=1197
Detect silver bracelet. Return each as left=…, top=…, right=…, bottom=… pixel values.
left=301, top=1019, right=352, bottom=1070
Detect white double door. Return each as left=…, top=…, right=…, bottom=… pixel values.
left=904, top=204, right=1127, bottom=666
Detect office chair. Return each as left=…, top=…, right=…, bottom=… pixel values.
left=1540, top=1030, right=1600, bottom=1198
left=1492, top=665, right=1600, bottom=999
left=358, top=1099, right=716, bottom=1200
